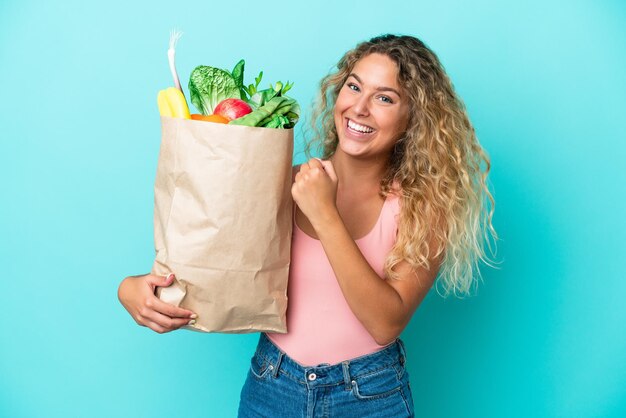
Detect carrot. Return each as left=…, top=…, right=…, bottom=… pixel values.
left=190, top=114, right=229, bottom=124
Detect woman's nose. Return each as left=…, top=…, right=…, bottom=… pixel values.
left=352, top=95, right=370, bottom=116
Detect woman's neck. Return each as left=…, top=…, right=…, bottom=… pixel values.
left=330, top=150, right=389, bottom=197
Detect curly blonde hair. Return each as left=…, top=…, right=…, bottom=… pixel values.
left=305, top=34, right=500, bottom=297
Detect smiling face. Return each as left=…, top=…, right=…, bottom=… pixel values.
left=333, top=53, right=410, bottom=160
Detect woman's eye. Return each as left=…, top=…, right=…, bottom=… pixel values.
left=378, top=95, right=393, bottom=104
left=347, top=83, right=360, bottom=92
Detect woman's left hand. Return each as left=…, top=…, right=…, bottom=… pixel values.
left=291, top=158, right=339, bottom=229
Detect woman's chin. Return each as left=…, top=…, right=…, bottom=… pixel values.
left=337, top=140, right=368, bottom=158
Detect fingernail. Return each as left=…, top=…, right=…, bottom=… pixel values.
left=190, top=313, right=198, bottom=319
left=166, top=273, right=175, bottom=281
left=188, top=319, right=196, bottom=325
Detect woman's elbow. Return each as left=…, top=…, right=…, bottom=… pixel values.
left=371, top=324, right=404, bottom=346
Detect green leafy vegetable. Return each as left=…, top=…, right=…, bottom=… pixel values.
left=242, top=71, right=263, bottom=102
left=248, top=80, right=295, bottom=109
left=188, top=66, right=240, bottom=115
left=264, top=115, right=290, bottom=129
left=231, top=59, right=247, bottom=100
left=229, top=96, right=300, bottom=129
left=187, top=58, right=300, bottom=128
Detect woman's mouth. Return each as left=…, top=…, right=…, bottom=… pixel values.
left=346, top=118, right=375, bottom=136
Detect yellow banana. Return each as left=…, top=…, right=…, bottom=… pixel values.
left=157, top=87, right=190, bottom=119
left=157, top=90, right=174, bottom=117
left=165, top=87, right=191, bottom=119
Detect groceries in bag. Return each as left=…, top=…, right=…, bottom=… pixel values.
left=150, top=30, right=295, bottom=333
left=157, top=30, right=299, bottom=128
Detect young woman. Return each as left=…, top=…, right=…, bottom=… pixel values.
left=118, top=34, right=497, bottom=417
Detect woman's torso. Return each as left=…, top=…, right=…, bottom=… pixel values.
left=266, top=190, right=401, bottom=366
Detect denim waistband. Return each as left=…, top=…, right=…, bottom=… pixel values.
left=255, top=333, right=407, bottom=390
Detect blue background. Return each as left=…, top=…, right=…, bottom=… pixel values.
left=1, top=0, right=625, bottom=417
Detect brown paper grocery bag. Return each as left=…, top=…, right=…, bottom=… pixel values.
left=151, top=116, right=293, bottom=333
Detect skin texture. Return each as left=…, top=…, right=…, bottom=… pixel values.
left=292, top=53, right=443, bottom=345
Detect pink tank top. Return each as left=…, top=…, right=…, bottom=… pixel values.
left=266, top=192, right=401, bottom=366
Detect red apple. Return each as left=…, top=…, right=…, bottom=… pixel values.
left=213, top=98, right=253, bottom=121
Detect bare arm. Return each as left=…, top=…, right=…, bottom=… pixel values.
left=292, top=159, right=442, bottom=345
left=315, top=214, right=441, bottom=345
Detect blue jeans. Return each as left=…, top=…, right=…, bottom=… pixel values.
left=238, top=333, right=414, bottom=417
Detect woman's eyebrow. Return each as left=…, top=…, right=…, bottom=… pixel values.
left=348, top=73, right=401, bottom=96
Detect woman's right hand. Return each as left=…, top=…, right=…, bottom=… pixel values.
left=117, top=273, right=197, bottom=334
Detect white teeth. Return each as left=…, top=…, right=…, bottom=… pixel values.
left=347, top=119, right=374, bottom=133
